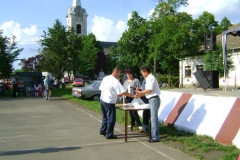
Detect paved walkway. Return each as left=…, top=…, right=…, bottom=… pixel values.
left=0, top=97, right=195, bottom=160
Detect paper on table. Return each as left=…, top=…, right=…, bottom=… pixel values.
left=130, top=98, right=150, bottom=109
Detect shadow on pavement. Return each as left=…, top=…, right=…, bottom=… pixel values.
left=0, top=146, right=81, bottom=156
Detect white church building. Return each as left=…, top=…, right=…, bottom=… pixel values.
left=64, top=0, right=117, bottom=79
left=66, top=0, right=117, bottom=55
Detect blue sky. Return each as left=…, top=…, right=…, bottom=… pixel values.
left=0, top=0, right=240, bottom=69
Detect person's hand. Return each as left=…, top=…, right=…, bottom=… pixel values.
left=134, top=94, right=139, bottom=99
left=134, top=88, right=141, bottom=94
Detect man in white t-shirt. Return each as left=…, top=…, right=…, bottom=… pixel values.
left=135, top=66, right=161, bottom=142
left=99, top=67, right=135, bottom=139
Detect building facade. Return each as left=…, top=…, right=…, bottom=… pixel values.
left=66, top=0, right=88, bottom=35
left=179, top=24, right=240, bottom=88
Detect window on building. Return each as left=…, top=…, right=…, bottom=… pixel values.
left=196, top=65, right=203, bottom=72
left=76, top=24, right=81, bottom=34
left=185, top=66, right=191, bottom=77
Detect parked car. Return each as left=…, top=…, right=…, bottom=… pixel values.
left=72, top=80, right=101, bottom=101
left=72, top=78, right=84, bottom=87
left=97, top=77, right=104, bottom=81
left=72, top=80, right=124, bottom=102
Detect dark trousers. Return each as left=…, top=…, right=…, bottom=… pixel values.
left=12, top=84, right=17, bottom=97
left=126, top=97, right=142, bottom=126
left=100, top=100, right=116, bottom=138
left=143, top=110, right=150, bottom=127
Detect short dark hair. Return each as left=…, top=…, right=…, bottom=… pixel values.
left=141, top=66, right=150, bottom=73
left=112, top=67, right=121, bottom=73
left=125, top=69, right=133, bottom=75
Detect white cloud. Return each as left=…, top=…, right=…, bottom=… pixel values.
left=91, top=15, right=127, bottom=42
left=179, top=0, right=240, bottom=24
left=0, top=21, right=42, bottom=45
left=148, top=9, right=154, bottom=18
left=0, top=21, right=42, bottom=69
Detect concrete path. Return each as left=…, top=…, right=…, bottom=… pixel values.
left=0, top=97, right=195, bottom=160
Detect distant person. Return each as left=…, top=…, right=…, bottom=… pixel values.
left=44, top=75, right=51, bottom=100
left=12, top=76, right=18, bottom=97
left=122, top=69, right=142, bottom=129
left=12, top=80, right=17, bottom=97
left=99, top=69, right=105, bottom=78
left=34, top=84, right=40, bottom=96
left=135, top=66, right=161, bottom=142
left=99, top=67, right=135, bottom=139
left=61, top=78, right=65, bottom=88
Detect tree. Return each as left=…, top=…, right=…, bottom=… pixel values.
left=78, top=33, right=100, bottom=77
left=40, top=19, right=69, bottom=81
left=0, top=30, right=22, bottom=78
left=20, top=54, right=43, bottom=72
left=148, top=0, right=199, bottom=85
left=215, top=17, right=232, bottom=33
left=202, top=43, right=234, bottom=77
left=94, top=50, right=107, bottom=77
left=65, top=28, right=83, bottom=78
left=192, top=11, right=219, bottom=42
left=117, top=11, right=152, bottom=78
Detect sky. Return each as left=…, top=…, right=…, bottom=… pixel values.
left=0, top=0, right=240, bottom=69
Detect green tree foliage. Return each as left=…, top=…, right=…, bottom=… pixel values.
left=148, top=0, right=198, bottom=84
left=65, top=28, right=83, bottom=78
left=202, top=43, right=234, bottom=77
left=79, top=33, right=100, bottom=77
left=40, top=20, right=100, bottom=80
left=40, top=19, right=69, bottom=81
left=0, top=30, right=22, bottom=78
left=117, top=11, right=152, bottom=78
left=215, top=17, right=232, bottom=33
left=192, top=11, right=219, bottom=42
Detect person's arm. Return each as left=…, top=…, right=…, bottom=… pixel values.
left=121, top=91, right=134, bottom=98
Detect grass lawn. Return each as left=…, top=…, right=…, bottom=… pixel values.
left=1, top=87, right=240, bottom=160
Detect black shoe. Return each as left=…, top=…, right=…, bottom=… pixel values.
left=100, top=133, right=106, bottom=136
left=106, top=135, right=117, bottom=139
left=148, top=139, right=160, bottom=143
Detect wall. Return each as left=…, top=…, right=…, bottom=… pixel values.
left=142, top=91, right=240, bottom=149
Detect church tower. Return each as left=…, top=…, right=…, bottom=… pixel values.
left=66, top=0, right=88, bottom=35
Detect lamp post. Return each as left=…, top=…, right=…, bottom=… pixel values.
left=174, top=56, right=184, bottom=88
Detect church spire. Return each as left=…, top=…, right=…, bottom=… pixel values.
left=72, top=0, right=81, bottom=7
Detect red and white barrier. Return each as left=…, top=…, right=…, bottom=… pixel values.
left=157, top=91, right=240, bottom=149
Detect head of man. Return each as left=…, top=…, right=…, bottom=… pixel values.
left=125, top=69, right=133, bottom=80
left=140, top=66, right=150, bottom=78
left=112, top=67, right=121, bottom=79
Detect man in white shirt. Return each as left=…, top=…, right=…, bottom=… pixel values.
left=99, top=67, right=135, bottom=139
left=135, top=66, right=161, bottom=142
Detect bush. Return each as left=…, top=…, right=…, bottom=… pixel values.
left=157, top=75, right=179, bottom=88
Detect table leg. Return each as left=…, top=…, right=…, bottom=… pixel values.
left=125, top=110, right=128, bottom=142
